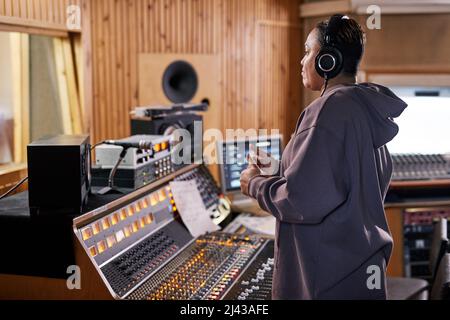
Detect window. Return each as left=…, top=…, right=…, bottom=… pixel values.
left=0, top=31, right=84, bottom=167
left=388, top=87, right=450, bottom=154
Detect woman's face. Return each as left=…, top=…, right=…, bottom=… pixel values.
left=301, top=28, right=324, bottom=91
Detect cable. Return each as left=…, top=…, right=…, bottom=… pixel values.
left=107, top=147, right=128, bottom=188
left=320, top=76, right=329, bottom=97
left=96, top=147, right=128, bottom=195
left=0, top=176, right=28, bottom=201
left=90, top=140, right=106, bottom=151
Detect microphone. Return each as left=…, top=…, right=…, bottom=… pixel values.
left=103, top=140, right=153, bottom=150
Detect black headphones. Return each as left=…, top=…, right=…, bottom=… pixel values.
left=315, top=14, right=347, bottom=80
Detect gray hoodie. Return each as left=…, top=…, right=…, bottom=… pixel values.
left=248, top=83, right=407, bottom=299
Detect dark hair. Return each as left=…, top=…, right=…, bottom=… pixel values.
left=316, top=16, right=365, bottom=76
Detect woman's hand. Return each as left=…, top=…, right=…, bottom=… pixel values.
left=249, top=145, right=280, bottom=176
left=240, top=164, right=261, bottom=196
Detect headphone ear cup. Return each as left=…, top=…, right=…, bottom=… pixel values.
left=315, top=46, right=343, bottom=79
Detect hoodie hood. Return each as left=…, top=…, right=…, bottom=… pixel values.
left=352, top=82, right=408, bottom=149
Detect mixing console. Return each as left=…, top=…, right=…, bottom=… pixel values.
left=101, top=220, right=192, bottom=297
left=391, top=153, right=450, bottom=181
left=74, top=164, right=273, bottom=300
left=126, top=233, right=273, bottom=300
left=223, top=240, right=274, bottom=300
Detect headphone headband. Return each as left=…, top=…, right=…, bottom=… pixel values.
left=315, top=14, right=347, bottom=80
left=325, top=14, right=348, bottom=45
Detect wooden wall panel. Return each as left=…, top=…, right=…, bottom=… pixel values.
left=216, top=0, right=302, bottom=136
left=385, top=207, right=404, bottom=277
left=256, top=22, right=302, bottom=140
left=358, top=14, right=450, bottom=73
left=87, top=0, right=303, bottom=145
left=0, top=0, right=81, bottom=31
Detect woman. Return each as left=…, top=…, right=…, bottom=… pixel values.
left=240, top=15, right=407, bottom=299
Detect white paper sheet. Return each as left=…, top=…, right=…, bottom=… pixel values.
left=169, top=180, right=220, bottom=237
left=234, top=213, right=276, bottom=236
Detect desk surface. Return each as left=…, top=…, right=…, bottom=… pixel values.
left=0, top=188, right=134, bottom=279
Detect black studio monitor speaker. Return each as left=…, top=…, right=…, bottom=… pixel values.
left=27, top=134, right=91, bottom=217
left=162, top=60, right=199, bottom=104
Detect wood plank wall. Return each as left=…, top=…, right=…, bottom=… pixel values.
left=87, top=0, right=303, bottom=145
left=257, top=22, right=301, bottom=140
left=0, top=0, right=81, bottom=31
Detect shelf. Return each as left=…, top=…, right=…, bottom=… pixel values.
left=390, top=179, right=450, bottom=189
left=299, top=0, right=450, bottom=18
